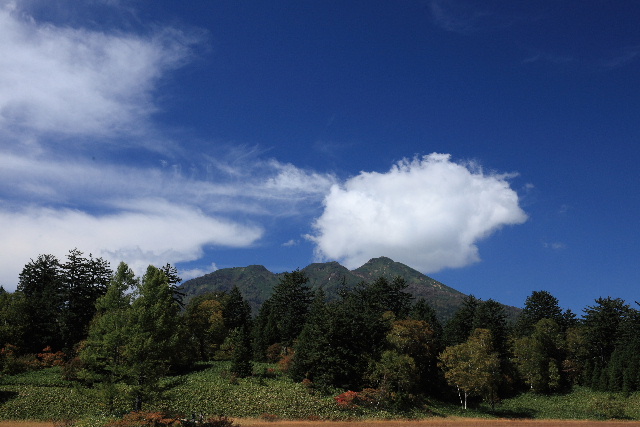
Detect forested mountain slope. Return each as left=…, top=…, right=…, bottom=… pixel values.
left=179, top=256, right=520, bottom=321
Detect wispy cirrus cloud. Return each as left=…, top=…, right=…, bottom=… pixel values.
left=0, top=148, right=336, bottom=289
left=0, top=3, right=200, bottom=144
left=0, top=1, right=336, bottom=290
left=428, top=0, right=513, bottom=34
left=601, top=45, right=640, bottom=69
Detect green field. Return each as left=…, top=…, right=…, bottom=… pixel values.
left=1, top=363, right=639, bottom=423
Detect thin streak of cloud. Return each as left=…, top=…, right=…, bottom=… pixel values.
left=543, top=242, right=567, bottom=250
left=601, top=45, right=640, bottom=69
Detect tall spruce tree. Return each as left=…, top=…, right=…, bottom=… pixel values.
left=79, top=262, right=136, bottom=412
left=581, top=297, right=632, bottom=389
left=515, top=290, right=567, bottom=337
left=265, top=270, right=312, bottom=347
left=472, top=299, right=509, bottom=356
left=230, top=325, right=253, bottom=378
left=125, top=265, right=182, bottom=410
left=290, top=289, right=332, bottom=383
left=17, top=254, right=64, bottom=352
left=60, top=249, right=111, bottom=351
left=443, top=295, right=479, bottom=347
left=223, top=286, right=252, bottom=332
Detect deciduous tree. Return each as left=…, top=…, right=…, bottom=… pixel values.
left=439, top=328, right=501, bottom=409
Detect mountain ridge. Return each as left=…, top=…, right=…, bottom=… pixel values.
left=179, top=256, right=520, bottom=322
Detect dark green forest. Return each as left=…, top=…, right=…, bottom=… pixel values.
left=1, top=249, right=639, bottom=415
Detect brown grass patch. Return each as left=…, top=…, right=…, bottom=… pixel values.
left=0, top=422, right=54, bottom=427
left=235, top=419, right=640, bottom=427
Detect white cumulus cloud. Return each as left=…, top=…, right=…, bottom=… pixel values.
left=308, top=153, right=528, bottom=272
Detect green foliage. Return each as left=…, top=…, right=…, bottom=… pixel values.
left=377, top=319, right=438, bottom=395
left=183, top=294, right=227, bottom=361
left=368, top=350, right=417, bottom=394
left=513, top=319, right=565, bottom=393
left=290, top=290, right=331, bottom=383
left=439, top=329, right=501, bottom=409
left=442, top=295, right=479, bottom=347
left=59, top=249, right=112, bottom=351
left=581, top=297, right=634, bottom=389
left=514, top=290, right=565, bottom=337
left=229, top=326, right=253, bottom=378
left=179, top=257, right=484, bottom=325
left=17, top=253, right=65, bottom=352
left=409, top=298, right=443, bottom=345
left=79, top=262, right=136, bottom=410
left=4, top=362, right=640, bottom=421
left=268, top=270, right=313, bottom=347
left=126, top=266, right=184, bottom=410
left=472, top=299, right=508, bottom=356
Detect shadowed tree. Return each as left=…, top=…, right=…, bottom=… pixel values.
left=60, top=249, right=111, bottom=351
left=17, top=254, right=64, bottom=352
left=581, top=297, right=632, bottom=389
left=443, top=295, right=479, bottom=347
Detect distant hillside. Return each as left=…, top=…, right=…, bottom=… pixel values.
left=179, top=256, right=520, bottom=322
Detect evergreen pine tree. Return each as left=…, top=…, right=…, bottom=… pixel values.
left=290, top=289, right=331, bottom=382
left=230, top=325, right=253, bottom=378
left=125, top=265, right=182, bottom=410
left=443, top=295, right=479, bottom=347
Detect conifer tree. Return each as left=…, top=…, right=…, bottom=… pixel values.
left=515, top=290, right=566, bottom=337
left=443, top=295, right=479, bottom=347
left=17, top=254, right=64, bottom=352
left=230, top=325, right=253, bottom=378
left=79, top=262, right=135, bottom=411
left=290, top=289, right=332, bottom=383
left=269, top=270, right=312, bottom=347
left=125, top=265, right=182, bottom=410
left=581, top=297, right=631, bottom=387
left=60, top=249, right=111, bottom=351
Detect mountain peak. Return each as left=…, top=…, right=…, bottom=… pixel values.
left=179, top=257, right=520, bottom=321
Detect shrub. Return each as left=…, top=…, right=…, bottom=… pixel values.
left=108, top=411, right=182, bottom=427
left=587, top=395, right=627, bottom=419
left=277, top=348, right=294, bottom=374
left=1, top=344, right=38, bottom=375
left=265, top=344, right=283, bottom=363
left=38, top=346, right=66, bottom=368
left=62, top=356, right=84, bottom=381
left=259, top=413, right=279, bottom=422
left=334, top=390, right=360, bottom=409
left=187, top=415, right=238, bottom=427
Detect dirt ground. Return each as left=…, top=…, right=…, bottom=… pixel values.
left=2, top=419, right=640, bottom=427
left=234, top=419, right=640, bottom=427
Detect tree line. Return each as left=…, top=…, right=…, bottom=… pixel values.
left=1, top=249, right=639, bottom=411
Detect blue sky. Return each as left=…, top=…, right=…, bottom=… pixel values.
left=1, top=0, right=638, bottom=315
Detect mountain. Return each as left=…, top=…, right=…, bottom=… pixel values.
left=178, top=256, right=520, bottom=322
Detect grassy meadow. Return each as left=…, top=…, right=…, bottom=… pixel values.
left=1, top=362, right=640, bottom=423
